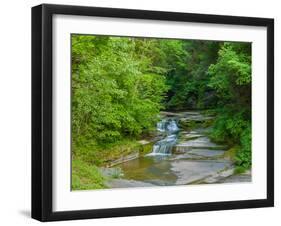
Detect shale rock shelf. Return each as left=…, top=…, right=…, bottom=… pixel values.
left=105, top=111, right=251, bottom=188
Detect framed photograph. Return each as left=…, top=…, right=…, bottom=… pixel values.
left=32, top=4, right=274, bottom=221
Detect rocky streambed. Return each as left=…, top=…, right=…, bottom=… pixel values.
left=104, top=111, right=251, bottom=188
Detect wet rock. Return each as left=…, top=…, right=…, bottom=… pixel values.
left=183, top=134, right=204, bottom=140
left=188, top=149, right=225, bottom=158
left=193, top=168, right=252, bottom=184
left=175, top=136, right=227, bottom=152
left=218, top=170, right=252, bottom=183
left=106, top=152, right=139, bottom=167
left=173, top=145, right=192, bottom=153
left=160, top=111, right=183, bottom=117
left=100, top=167, right=124, bottom=178
left=170, top=149, right=225, bottom=161
left=171, top=160, right=232, bottom=185
left=106, top=179, right=156, bottom=188
left=177, top=111, right=214, bottom=130
left=180, top=115, right=214, bottom=122
left=201, top=168, right=235, bottom=183
left=170, top=152, right=199, bottom=160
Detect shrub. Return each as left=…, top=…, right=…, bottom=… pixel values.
left=235, top=124, right=251, bottom=170
left=72, top=159, right=106, bottom=190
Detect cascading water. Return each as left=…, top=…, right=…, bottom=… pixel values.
left=156, top=120, right=166, bottom=132
left=148, top=118, right=179, bottom=156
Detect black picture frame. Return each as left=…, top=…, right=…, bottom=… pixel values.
left=32, top=3, right=274, bottom=222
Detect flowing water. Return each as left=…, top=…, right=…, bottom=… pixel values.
left=106, top=111, right=248, bottom=188
left=148, top=119, right=179, bottom=156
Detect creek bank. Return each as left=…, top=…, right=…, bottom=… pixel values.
left=103, top=141, right=154, bottom=168
left=103, top=110, right=252, bottom=188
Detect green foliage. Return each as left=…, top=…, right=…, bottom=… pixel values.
left=73, top=137, right=141, bottom=166
left=208, top=42, right=251, bottom=107
left=235, top=125, right=252, bottom=170
left=167, top=41, right=220, bottom=109
left=210, top=109, right=249, bottom=143
left=72, top=158, right=106, bottom=190
left=71, top=35, right=253, bottom=190
left=72, top=35, right=168, bottom=147
left=211, top=111, right=251, bottom=171
left=208, top=42, right=252, bottom=171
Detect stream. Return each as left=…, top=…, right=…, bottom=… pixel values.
left=148, top=118, right=179, bottom=156
left=106, top=111, right=250, bottom=188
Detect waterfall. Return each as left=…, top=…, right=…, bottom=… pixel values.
left=167, top=120, right=179, bottom=132
left=156, top=119, right=179, bottom=133
left=148, top=118, right=179, bottom=156
left=157, top=120, right=166, bottom=132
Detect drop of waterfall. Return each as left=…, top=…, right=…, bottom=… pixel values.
left=157, top=120, right=166, bottom=132
left=148, top=118, right=179, bottom=156
left=167, top=120, right=179, bottom=133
